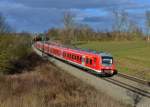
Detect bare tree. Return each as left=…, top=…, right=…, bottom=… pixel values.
left=0, top=13, right=11, bottom=33
left=145, top=11, right=150, bottom=41
left=112, top=9, right=129, bottom=33
left=46, top=28, right=59, bottom=40
left=128, top=20, right=142, bottom=40
left=62, top=11, right=77, bottom=44
left=63, top=11, right=76, bottom=29
left=111, top=9, right=143, bottom=40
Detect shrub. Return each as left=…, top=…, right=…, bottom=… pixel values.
left=0, top=34, right=31, bottom=74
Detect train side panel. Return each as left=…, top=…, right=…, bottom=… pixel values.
left=34, top=42, right=116, bottom=75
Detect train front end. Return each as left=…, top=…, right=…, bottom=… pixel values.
left=99, top=53, right=117, bottom=75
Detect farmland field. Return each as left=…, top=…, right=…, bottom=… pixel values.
left=76, top=41, right=150, bottom=81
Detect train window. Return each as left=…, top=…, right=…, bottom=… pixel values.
left=86, top=58, right=89, bottom=64
left=90, top=59, right=92, bottom=65
left=77, top=56, right=79, bottom=61
left=70, top=54, right=72, bottom=58
left=80, top=57, right=82, bottom=62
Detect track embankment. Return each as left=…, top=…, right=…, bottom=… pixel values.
left=33, top=46, right=150, bottom=107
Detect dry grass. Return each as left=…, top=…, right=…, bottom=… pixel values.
left=0, top=55, right=128, bottom=107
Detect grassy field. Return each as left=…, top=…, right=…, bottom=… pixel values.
left=76, top=40, right=150, bottom=80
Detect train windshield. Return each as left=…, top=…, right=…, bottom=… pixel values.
left=102, top=56, right=113, bottom=66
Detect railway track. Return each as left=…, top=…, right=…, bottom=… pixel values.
left=33, top=46, right=150, bottom=99
left=117, top=73, right=150, bottom=87
left=103, top=77, right=150, bottom=98
left=63, top=62, right=150, bottom=98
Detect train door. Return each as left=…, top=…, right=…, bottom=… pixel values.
left=82, top=56, right=85, bottom=65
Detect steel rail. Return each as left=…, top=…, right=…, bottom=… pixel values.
left=103, top=78, right=150, bottom=98
left=117, top=73, right=150, bottom=87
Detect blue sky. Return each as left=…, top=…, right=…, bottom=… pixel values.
left=0, top=0, right=150, bottom=32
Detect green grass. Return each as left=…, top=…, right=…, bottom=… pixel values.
left=76, top=41, right=150, bottom=80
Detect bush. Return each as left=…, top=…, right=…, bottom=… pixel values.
left=0, top=34, right=31, bottom=74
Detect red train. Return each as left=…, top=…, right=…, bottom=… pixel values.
left=34, top=41, right=117, bottom=75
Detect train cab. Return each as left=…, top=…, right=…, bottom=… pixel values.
left=99, top=52, right=116, bottom=75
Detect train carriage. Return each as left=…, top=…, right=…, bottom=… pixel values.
left=44, top=43, right=49, bottom=53
left=34, top=42, right=117, bottom=75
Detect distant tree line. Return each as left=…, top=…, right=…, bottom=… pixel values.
left=45, top=10, right=150, bottom=44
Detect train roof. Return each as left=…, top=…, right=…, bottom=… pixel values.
left=63, top=46, right=112, bottom=57
left=38, top=41, right=112, bottom=57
